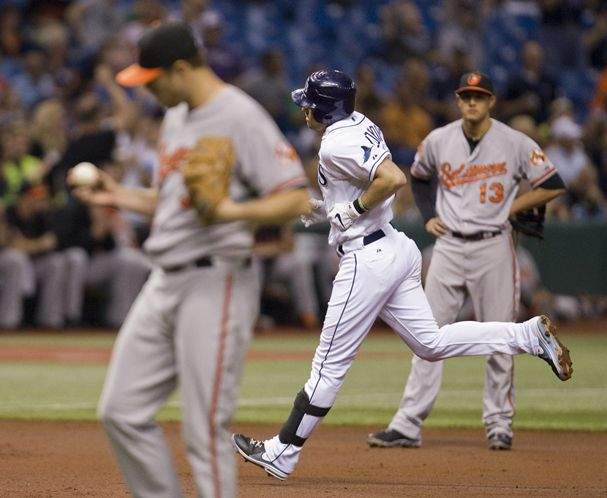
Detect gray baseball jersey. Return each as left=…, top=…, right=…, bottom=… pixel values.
left=411, top=118, right=557, bottom=233
left=144, top=85, right=307, bottom=267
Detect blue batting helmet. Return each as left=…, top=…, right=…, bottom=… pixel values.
left=291, top=69, right=356, bottom=125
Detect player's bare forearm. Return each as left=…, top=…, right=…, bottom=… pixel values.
left=509, top=187, right=566, bottom=216
left=113, top=186, right=158, bottom=216
left=71, top=166, right=158, bottom=216
left=214, top=188, right=310, bottom=224
left=360, top=158, right=407, bottom=209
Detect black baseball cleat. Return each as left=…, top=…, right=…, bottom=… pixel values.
left=231, top=434, right=289, bottom=480
left=533, top=315, right=573, bottom=381
left=367, top=429, right=421, bottom=448
left=487, top=432, right=512, bottom=451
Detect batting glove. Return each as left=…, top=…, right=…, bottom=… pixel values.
left=328, top=201, right=363, bottom=231
left=300, top=198, right=326, bottom=227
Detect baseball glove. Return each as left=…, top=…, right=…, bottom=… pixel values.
left=183, top=136, right=236, bottom=224
left=510, top=205, right=546, bottom=239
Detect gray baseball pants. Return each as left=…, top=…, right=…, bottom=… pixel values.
left=0, top=248, right=28, bottom=329
left=389, top=232, right=519, bottom=440
left=87, top=248, right=151, bottom=327
left=98, top=258, right=259, bottom=498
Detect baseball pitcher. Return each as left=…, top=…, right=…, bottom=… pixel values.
left=71, top=23, right=309, bottom=498
left=232, top=70, right=572, bottom=481
left=368, top=72, right=568, bottom=451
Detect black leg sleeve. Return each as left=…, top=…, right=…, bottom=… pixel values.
left=278, top=389, right=331, bottom=447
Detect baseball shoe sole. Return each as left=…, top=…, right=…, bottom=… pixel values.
left=535, top=315, right=573, bottom=381
left=231, top=434, right=289, bottom=481
left=487, top=433, right=512, bottom=451
left=367, top=429, right=421, bottom=448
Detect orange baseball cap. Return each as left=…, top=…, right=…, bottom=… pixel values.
left=455, top=72, right=494, bottom=96
left=116, top=22, right=199, bottom=87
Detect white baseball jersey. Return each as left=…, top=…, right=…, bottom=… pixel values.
left=411, top=118, right=557, bottom=233
left=317, top=111, right=393, bottom=246
left=144, top=85, right=307, bottom=267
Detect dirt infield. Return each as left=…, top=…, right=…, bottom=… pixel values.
left=0, top=421, right=605, bottom=497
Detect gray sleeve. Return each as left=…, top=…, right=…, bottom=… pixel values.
left=410, top=134, right=436, bottom=179
left=234, top=110, right=307, bottom=196
left=517, top=135, right=557, bottom=188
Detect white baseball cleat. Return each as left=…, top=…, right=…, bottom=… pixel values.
left=534, top=315, right=573, bottom=381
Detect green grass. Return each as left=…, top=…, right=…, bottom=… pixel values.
left=0, top=332, right=605, bottom=430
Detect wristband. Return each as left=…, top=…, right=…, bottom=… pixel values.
left=353, top=197, right=368, bottom=214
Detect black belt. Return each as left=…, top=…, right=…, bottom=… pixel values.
left=163, top=256, right=251, bottom=273
left=337, top=229, right=385, bottom=255
left=451, top=230, right=502, bottom=241
left=163, top=256, right=213, bottom=273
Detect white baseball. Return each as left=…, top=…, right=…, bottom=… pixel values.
left=70, top=162, right=100, bottom=187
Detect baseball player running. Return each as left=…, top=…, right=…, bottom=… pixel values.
left=71, top=23, right=309, bottom=498
left=367, top=72, right=568, bottom=451
left=232, top=70, right=572, bottom=480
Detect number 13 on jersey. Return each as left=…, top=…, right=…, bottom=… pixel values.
left=479, top=182, right=504, bottom=204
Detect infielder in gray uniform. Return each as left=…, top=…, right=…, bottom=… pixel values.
left=368, top=72, right=567, bottom=450
left=71, top=23, right=309, bottom=498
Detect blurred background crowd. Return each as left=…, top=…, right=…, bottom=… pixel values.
left=1, top=0, right=607, bottom=331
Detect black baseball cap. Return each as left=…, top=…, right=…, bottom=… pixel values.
left=455, top=72, right=494, bottom=96
left=116, top=22, right=199, bottom=87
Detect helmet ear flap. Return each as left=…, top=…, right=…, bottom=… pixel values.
left=312, top=108, right=329, bottom=124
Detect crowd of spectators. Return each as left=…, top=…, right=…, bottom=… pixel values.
left=1, top=0, right=606, bottom=330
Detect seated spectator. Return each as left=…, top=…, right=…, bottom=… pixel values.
left=50, top=92, right=117, bottom=195
left=378, top=59, right=434, bottom=166
left=83, top=204, right=150, bottom=327
left=199, top=11, right=243, bottom=83
left=438, top=0, right=484, bottom=68
left=509, top=114, right=543, bottom=146
left=254, top=225, right=320, bottom=330
left=377, top=0, right=430, bottom=64
left=30, top=99, right=69, bottom=169
left=6, top=185, right=84, bottom=329
left=591, top=66, right=607, bottom=114
left=10, top=49, right=56, bottom=110
left=0, top=5, right=28, bottom=78
left=583, top=112, right=607, bottom=196
left=500, top=41, right=557, bottom=124
left=538, top=0, right=584, bottom=70
left=0, top=204, right=28, bottom=329
left=354, top=65, right=383, bottom=124
left=65, top=0, right=127, bottom=53
left=1, top=123, right=46, bottom=208
left=120, top=0, right=168, bottom=46
left=583, top=4, right=607, bottom=70
left=114, top=113, right=158, bottom=245
left=239, top=50, right=290, bottom=131
left=428, top=48, right=474, bottom=126
left=546, top=117, right=607, bottom=220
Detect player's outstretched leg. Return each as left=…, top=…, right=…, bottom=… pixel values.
left=378, top=264, right=573, bottom=381
left=419, top=314, right=573, bottom=381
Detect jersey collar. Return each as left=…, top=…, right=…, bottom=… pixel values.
left=323, top=112, right=364, bottom=137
